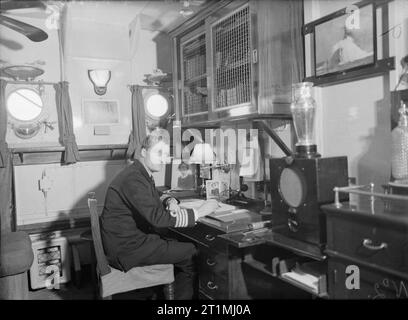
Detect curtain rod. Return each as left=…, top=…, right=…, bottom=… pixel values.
left=127, top=84, right=173, bottom=90
left=3, top=80, right=61, bottom=86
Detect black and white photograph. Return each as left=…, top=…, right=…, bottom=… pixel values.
left=171, top=161, right=196, bottom=190
left=0, top=0, right=407, bottom=310
left=315, top=3, right=375, bottom=76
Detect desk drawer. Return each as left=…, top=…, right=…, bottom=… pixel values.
left=198, top=246, right=229, bottom=279
left=327, top=215, right=408, bottom=275
left=177, top=224, right=226, bottom=251
left=199, top=272, right=229, bottom=300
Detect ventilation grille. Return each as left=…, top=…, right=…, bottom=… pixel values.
left=212, top=5, right=252, bottom=109
left=182, top=33, right=208, bottom=116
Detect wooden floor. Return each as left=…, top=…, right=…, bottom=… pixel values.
left=27, top=266, right=157, bottom=300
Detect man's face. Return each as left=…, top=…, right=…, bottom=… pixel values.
left=143, top=140, right=170, bottom=172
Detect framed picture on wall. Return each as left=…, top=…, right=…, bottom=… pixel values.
left=82, top=99, right=120, bottom=124
left=314, top=2, right=375, bottom=77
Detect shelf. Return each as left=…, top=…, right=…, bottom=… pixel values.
left=184, top=73, right=207, bottom=84
left=243, top=257, right=329, bottom=298
left=183, top=38, right=206, bottom=53
left=216, top=59, right=250, bottom=73
left=279, top=273, right=328, bottom=298
left=181, top=113, right=292, bottom=128
left=11, top=144, right=128, bottom=165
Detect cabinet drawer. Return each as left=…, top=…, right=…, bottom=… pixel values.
left=327, top=215, right=408, bottom=275
left=198, top=246, right=229, bottom=280
left=328, top=258, right=408, bottom=299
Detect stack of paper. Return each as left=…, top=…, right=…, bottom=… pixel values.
left=281, top=270, right=320, bottom=294
left=179, top=199, right=237, bottom=214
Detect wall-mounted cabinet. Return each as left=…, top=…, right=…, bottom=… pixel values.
left=170, top=0, right=302, bottom=127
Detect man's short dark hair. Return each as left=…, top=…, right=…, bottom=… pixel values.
left=141, top=128, right=169, bottom=152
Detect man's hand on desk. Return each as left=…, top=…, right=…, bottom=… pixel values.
left=166, top=198, right=182, bottom=215
left=195, top=199, right=220, bottom=219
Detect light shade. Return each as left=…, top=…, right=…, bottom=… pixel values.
left=190, top=143, right=214, bottom=164
left=180, top=0, right=194, bottom=17
left=88, top=69, right=111, bottom=95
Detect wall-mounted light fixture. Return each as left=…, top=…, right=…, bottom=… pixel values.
left=180, top=0, right=194, bottom=18
left=88, top=69, right=111, bottom=95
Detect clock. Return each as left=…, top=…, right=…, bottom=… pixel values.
left=270, top=156, right=349, bottom=253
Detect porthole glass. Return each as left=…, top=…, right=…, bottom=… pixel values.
left=7, top=88, right=43, bottom=122
left=145, top=94, right=169, bottom=118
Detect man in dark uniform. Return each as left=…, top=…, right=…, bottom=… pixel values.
left=100, top=129, right=218, bottom=299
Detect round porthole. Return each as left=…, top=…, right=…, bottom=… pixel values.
left=7, top=88, right=43, bottom=122
left=145, top=93, right=169, bottom=119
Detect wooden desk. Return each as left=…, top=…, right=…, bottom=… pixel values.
left=169, top=221, right=313, bottom=300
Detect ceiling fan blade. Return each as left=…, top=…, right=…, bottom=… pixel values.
left=0, top=14, right=48, bottom=42
left=0, top=1, right=46, bottom=12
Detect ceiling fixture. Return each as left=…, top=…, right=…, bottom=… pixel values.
left=0, top=1, right=48, bottom=42
left=180, top=0, right=194, bottom=18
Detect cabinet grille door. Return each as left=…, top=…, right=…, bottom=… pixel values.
left=212, top=5, right=252, bottom=110
left=181, top=33, right=208, bottom=116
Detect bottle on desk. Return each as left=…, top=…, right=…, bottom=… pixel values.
left=391, top=101, right=408, bottom=184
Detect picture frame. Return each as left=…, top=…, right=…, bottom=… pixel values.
left=303, top=0, right=395, bottom=86
left=171, top=160, right=197, bottom=190
left=205, top=180, right=229, bottom=201
left=314, top=2, right=376, bottom=78
left=82, top=99, right=120, bottom=125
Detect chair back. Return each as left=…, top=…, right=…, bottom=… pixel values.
left=87, top=192, right=111, bottom=277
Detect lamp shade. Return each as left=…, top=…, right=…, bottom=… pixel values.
left=190, top=143, right=214, bottom=164
left=88, top=69, right=111, bottom=95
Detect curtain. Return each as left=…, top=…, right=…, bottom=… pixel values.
left=0, top=79, right=13, bottom=232
left=289, top=0, right=305, bottom=84
left=257, top=0, right=304, bottom=110
left=126, top=85, right=146, bottom=160
left=54, top=81, right=80, bottom=164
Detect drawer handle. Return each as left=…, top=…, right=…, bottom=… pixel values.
left=362, top=238, right=388, bottom=251
left=288, top=218, right=299, bottom=232
left=206, top=258, right=216, bottom=266
left=205, top=234, right=215, bottom=241
left=207, top=281, right=218, bottom=290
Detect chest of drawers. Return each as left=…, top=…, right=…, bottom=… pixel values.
left=169, top=222, right=251, bottom=299
left=322, top=199, right=408, bottom=299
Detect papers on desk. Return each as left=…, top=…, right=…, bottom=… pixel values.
left=281, top=270, right=320, bottom=295
left=179, top=199, right=237, bottom=215
left=180, top=199, right=259, bottom=232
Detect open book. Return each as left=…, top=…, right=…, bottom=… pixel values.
left=179, top=199, right=257, bottom=232
left=179, top=199, right=238, bottom=218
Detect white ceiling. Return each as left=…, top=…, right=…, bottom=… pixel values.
left=3, top=0, right=209, bottom=32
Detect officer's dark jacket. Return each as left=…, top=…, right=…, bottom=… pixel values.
left=100, top=159, right=195, bottom=271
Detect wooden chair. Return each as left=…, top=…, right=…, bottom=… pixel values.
left=87, top=192, right=175, bottom=300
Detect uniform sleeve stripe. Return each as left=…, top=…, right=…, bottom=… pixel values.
left=181, top=209, right=187, bottom=227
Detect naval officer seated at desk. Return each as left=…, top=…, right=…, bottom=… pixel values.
left=100, top=129, right=218, bottom=299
